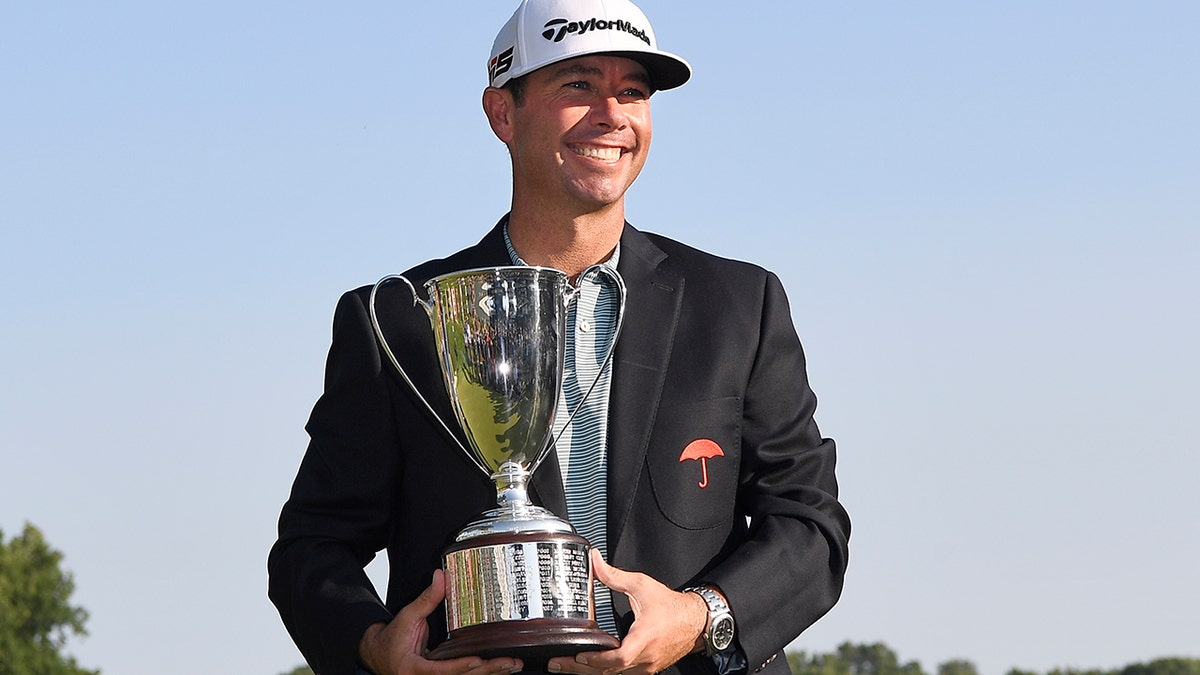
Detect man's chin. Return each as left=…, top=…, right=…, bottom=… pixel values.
left=566, top=175, right=641, bottom=209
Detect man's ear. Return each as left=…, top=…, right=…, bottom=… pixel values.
left=482, top=87, right=515, bottom=144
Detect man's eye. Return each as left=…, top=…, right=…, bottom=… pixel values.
left=622, top=88, right=648, bottom=98
left=566, top=81, right=590, bottom=90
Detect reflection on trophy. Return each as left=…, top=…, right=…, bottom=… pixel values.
left=369, top=265, right=625, bottom=665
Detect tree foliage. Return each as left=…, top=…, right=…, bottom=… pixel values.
left=278, top=667, right=314, bottom=675
left=939, top=660, right=980, bottom=675
left=789, top=642, right=929, bottom=675
left=1020, top=660, right=1200, bottom=675
left=790, top=643, right=1198, bottom=675
left=0, top=523, right=98, bottom=675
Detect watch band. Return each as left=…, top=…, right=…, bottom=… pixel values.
left=685, top=585, right=736, bottom=655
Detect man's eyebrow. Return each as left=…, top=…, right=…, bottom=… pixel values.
left=551, top=63, right=605, bottom=79
left=551, top=62, right=652, bottom=87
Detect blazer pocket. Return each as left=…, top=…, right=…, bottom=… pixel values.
left=645, top=397, right=742, bottom=530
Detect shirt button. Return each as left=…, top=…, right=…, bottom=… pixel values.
left=579, top=319, right=592, bottom=333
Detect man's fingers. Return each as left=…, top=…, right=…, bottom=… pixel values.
left=591, top=549, right=650, bottom=617
left=433, top=656, right=485, bottom=674
left=591, top=549, right=633, bottom=592
left=548, top=653, right=615, bottom=675
left=430, top=655, right=523, bottom=675
left=403, top=569, right=448, bottom=620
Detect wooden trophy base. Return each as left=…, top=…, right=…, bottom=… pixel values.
left=430, top=618, right=620, bottom=670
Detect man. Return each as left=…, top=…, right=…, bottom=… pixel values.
left=268, top=2, right=850, bottom=675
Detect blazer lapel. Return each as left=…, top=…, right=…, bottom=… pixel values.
left=606, top=225, right=682, bottom=560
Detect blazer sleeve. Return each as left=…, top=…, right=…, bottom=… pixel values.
left=267, top=290, right=399, bottom=675
left=702, top=271, right=850, bottom=671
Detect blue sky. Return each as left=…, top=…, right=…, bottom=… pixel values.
left=2, top=2, right=1197, bottom=674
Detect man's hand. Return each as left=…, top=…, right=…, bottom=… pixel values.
left=547, top=550, right=708, bottom=675
left=358, top=569, right=523, bottom=675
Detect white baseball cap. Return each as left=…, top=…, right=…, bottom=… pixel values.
left=488, top=0, right=692, bottom=91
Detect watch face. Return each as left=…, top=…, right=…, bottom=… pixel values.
left=711, top=615, right=735, bottom=650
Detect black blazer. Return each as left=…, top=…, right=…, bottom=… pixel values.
left=269, top=220, right=850, bottom=675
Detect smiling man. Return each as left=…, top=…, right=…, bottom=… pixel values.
left=489, top=54, right=652, bottom=280
left=268, top=2, right=850, bottom=675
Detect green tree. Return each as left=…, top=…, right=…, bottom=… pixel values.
left=789, top=643, right=925, bottom=675
left=838, top=642, right=927, bottom=675
left=1047, top=668, right=1108, bottom=675
left=0, top=523, right=98, bottom=675
left=1122, top=659, right=1200, bottom=675
left=278, top=666, right=314, bottom=675
left=939, top=659, right=979, bottom=675
left=789, top=649, right=852, bottom=675
left=1005, top=658, right=1200, bottom=675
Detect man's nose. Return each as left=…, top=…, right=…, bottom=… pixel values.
left=589, top=95, right=628, bottom=130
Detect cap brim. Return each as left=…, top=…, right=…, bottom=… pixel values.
left=610, top=50, right=691, bottom=91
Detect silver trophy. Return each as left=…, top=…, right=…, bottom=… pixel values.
left=369, top=265, right=625, bottom=664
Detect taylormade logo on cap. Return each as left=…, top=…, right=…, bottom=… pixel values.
left=487, top=0, right=691, bottom=91
left=541, top=17, right=652, bottom=46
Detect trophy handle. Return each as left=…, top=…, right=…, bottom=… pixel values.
left=551, top=265, right=628, bottom=449
left=368, top=275, right=489, bottom=475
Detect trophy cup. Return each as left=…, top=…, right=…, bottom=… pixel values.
left=368, top=265, right=625, bottom=665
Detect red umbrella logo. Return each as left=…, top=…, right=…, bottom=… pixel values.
left=679, top=439, right=725, bottom=489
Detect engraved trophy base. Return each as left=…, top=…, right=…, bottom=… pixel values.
left=429, top=618, right=620, bottom=668
left=431, top=531, right=620, bottom=669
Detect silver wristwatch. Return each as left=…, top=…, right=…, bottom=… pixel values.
left=685, top=585, right=736, bottom=655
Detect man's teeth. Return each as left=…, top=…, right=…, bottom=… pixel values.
left=572, top=146, right=622, bottom=161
